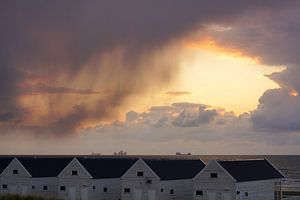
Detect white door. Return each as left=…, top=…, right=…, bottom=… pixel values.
left=9, top=185, right=17, bottom=194
left=134, top=189, right=142, bottom=200
left=222, top=192, right=231, bottom=200
left=80, top=187, right=88, bottom=200
left=21, top=185, right=28, bottom=196
left=68, top=187, right=76, bottom=200
left=148, top=190, right=156, bottom=200
left=207, top=191, right=217, bottom=200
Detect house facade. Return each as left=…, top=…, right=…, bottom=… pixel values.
left=193, top=159, right=285, bottom=200
left=58, top=157, right=137, bottom=200
left=121, top=158, right=206, bottom=200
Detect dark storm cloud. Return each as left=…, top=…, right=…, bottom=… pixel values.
left=0, top=0, right=295, bottom=134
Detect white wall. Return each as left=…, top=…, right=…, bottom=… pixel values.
left=58, top=158, right=121, bottom=200
left=0, top=158, right=31, bottom=196
left=30, top=177, right=58, bottom=198
left=121, top=159, right=160, bottom=200
left=160, top=179, right=193, bottom=200
left=193, top=161, right=236, bottom=200
left=236, top=179, right=282, bottom=200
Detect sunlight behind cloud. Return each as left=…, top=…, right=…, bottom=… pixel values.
left=163, top=38, right=285, bottom=114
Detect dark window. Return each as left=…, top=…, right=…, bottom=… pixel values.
left=196, top=190, right=203, bottom=196
left=2, top=184, right=8, bottom=189
left=60, top=186, right=66, bottom=191
left=72, top=170, right=78, bottom=175
left=161, top=188, right=164, bottom=192
left=210, top=173, right=218, bottom=178
left=170, top=189, right=174, bottom=194
left=124, top=188, right=131, bottom=193
left=32, top=186, right=35, bottom=190
left=93, top=186, right=96, bottom=190
left=13, top=169, right=18, bottom=174
left=146, top=179, right=152, bottom=184
left=236, top=191, right=240, bottom=195
left=245, top=192, right=248, bottom=196
left=103, top=187, right=108, bottom=192
left=43, top=186, right=48, bottom=190
left=137, top=171, right=144, bottom=177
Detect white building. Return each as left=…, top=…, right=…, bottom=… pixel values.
left=193, top=159, right=285, bottom=200
left=58, top=157, right=137, bottom=200
left=0, top=157, right=14, bottom=196
left=0, top=157, right=72, bottom=198
left=121, top=158, right=206, bottom=200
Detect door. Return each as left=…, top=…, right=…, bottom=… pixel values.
left=68, top=187, right=76, bottom=200
left=9, top=185, right=17, bottom=194
left=207, top=191, right=216, bottom=200
left=21, top=185, right=28, bottom=196
left=80, top=187, right=88, bottom=200
left=222, top=192, right=231, bottom=200
left=133, top=189, right=142, bottom=200
left=148, top=190, right=156, bottom=200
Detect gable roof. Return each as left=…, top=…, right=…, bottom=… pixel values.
left=77, top=157, right=138, bottom=179
left=143, top=159, right=205, bottom=180
left=0, top=157, right=14, bottom=175
left=18, top=157, right=73, bottom=177
left=217, top=159, right=285, bottom=182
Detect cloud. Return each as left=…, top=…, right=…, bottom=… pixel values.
left=0, top=0, right=297, bottom=135
left=125, top=102, right=234, bottom=128
left=251, top=89, right=300, bottom=131
left=190, top=2, right=300, bottom=132
left=165, top=91, right=192, bottom=96
left=23, top=83, right=101, bottom=95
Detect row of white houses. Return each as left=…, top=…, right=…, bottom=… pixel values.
left=0, top=156, right=285, bottom=200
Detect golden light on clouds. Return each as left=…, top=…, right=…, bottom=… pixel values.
left=290, top=89, right=298, bottom=97
left=155, top=37, right=286, bottom=115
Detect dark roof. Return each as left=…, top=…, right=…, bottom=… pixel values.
left=0, top=157, right=14, bottom=174
left=18, top=157, right=73, bottom=177
left=77, top=157, right=138, bottom=179
left=144, top=159, right=205, bottom=180
left=218, top=159, right=285, bottom=182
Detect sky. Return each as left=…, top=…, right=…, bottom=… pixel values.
left=1, top=0, right=300, bottom=155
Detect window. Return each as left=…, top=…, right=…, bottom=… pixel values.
left=236, top=191, right=240, bottom=195
left=32, top=186, right=35, bottom=190
left=103, top=187, right=108, bottom=192
left=146, top=179, right=152, bottom=184
left=137, top=171, right=144, bottom=177
left=210, top=173, right=218, bottom=178
left=72, top=170, right=78, bottom=175
left=170, top=189, right=174, bottom=194
left=124, top=188, right=131, bottom=193
left=60, top=186, right=66, bottom=191
left=13, top=169, right=19, bottom=174
left=2, top=184, right=8, bottom=189
left=160, top=188, right=164, bottom=192
left=245, top=192, right=248, bottom=196
left=93, top=186, right=96, bottom=190
left=43, top=186, right=48, bottom=190
left=196, top=190, right=203, bottom=196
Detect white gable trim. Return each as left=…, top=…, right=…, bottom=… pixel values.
left=0, top=158, right=14, bottom=177
left=0, top=157, right=32, bottom=177
left=58, top=157, right=92, bottom=178
left=121, top=158, right=160, bottom=180
left=193, top=160, right=236, bottom=182
left=264, top=158, right=286, bottom=179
